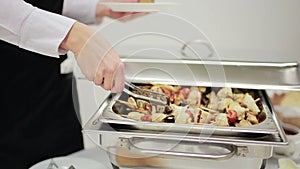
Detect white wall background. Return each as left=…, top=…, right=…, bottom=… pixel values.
left=77, top=0, right=300, bottom=148
left=95, top=0, right=300, bottom=62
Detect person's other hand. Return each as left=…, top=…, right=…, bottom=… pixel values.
left=96, top=0, right=149, bottom=22
left=60, top=22, right=125, bottom=93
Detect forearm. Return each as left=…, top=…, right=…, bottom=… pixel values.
left=0, top=0, right=76, bottom=57
left=60, top=22, right=95, bottom=57
left=60, top=20, right=125, bottom=93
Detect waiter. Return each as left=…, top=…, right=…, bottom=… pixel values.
left=0, top=0, right=142, bottom=168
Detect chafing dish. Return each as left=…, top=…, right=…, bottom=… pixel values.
left=83, top=58, right=300, bottom=169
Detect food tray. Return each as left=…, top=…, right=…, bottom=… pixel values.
left=98, top=88, right=282, bottom=137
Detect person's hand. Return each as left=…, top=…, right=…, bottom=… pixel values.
left=60, top=22, right=125, bottom=93
left=96, top=0, right=148, bottom=22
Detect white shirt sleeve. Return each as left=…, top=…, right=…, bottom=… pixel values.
left=63, top=0, right=100, bottom=25
left=0, top=0, right=76, bottom=58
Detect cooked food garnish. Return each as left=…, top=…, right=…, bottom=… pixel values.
left=128, top=112, right=144, bottom=121
left=215, top=113, right=229, bottom=126
left=228, top=102, right=247, bottom=121
left=243, top=93, right=260, bottom=115
left=113, top=83, right=265, bottom=127
left=235, top=119, right=252, bottom=127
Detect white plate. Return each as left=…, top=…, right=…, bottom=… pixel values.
left=29, top=157, right=107, bottom=169
left=100, top=2, right=177, bottom=12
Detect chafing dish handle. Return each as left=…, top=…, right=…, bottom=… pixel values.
left=181, top=39, right=214, bottom=58
left=127, top=138, right=237, bottom=161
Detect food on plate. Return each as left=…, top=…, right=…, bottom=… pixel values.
left=269, top=91, right=300, bottom=128
left=113, top=83, right=265, bottom=127
left=279, top=91, right=300, bottom=109
left=138, top=0, right=155, bottom=3
left=270, top=91, right=300, bottom=108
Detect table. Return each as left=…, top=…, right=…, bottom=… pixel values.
left=69, top=147, right=300, bottom=169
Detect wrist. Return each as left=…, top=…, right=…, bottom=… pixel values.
left=60, top=22, right=95, bottom=57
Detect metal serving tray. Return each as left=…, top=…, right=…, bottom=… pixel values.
left=90, top=88, right=284, bottom=137
left=83, top=92, right=287, bottom=150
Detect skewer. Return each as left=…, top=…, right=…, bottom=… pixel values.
left=120, top=114, right=128, bottom=118
left=254, top=98, right=261, bottom=103
left=200, top=105, right=220, bottom=114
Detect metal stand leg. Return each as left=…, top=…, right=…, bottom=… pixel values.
left=111, top=163, right=120, bottom=169
left=260, top=159, right=267, bottom=169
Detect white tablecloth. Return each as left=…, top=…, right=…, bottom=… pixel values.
left=69, top=147, right=300, bottom=169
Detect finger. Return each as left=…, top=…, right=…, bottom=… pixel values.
left=111, top=63, right=125, bottom=93
left=93, top=73, right=104, bottom=86
left=93, top=51, right=107, bottom=85
left=118, top=13, right=138, bottom=22
left=118, top=12, right=148, bottom=22
left=101, top=64, right=115, bottom=91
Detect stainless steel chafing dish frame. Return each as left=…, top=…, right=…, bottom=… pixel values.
left=83, top=90, right=284, bottom=169
left=82, top=58, right=300, bottom=169
left=84, top=88, right=288, bottom=146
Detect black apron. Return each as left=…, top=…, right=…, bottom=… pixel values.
left=0, top=1, right=83, bottom=168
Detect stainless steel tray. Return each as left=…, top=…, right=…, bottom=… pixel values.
left=92, top=89, right=284, bottom=137
left=84, top=100, right=287, bottom=150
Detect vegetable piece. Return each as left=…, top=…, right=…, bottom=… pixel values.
left=145, top=103, right=151, bottom=111
left=226, top=110, right=237, bottom=123
left=228, top=102, right=247, bottom=120
left=170, top=94, right=175, bottom=103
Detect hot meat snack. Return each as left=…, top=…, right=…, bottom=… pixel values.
left=113, top=83, right=266, bottom=127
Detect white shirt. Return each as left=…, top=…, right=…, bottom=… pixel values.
left=0, top=0, right=99, bottom=58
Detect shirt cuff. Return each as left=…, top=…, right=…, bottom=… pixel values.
left=63, top=0, right=99, bottom=25
left=19, top=8, right=76, bottom=58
